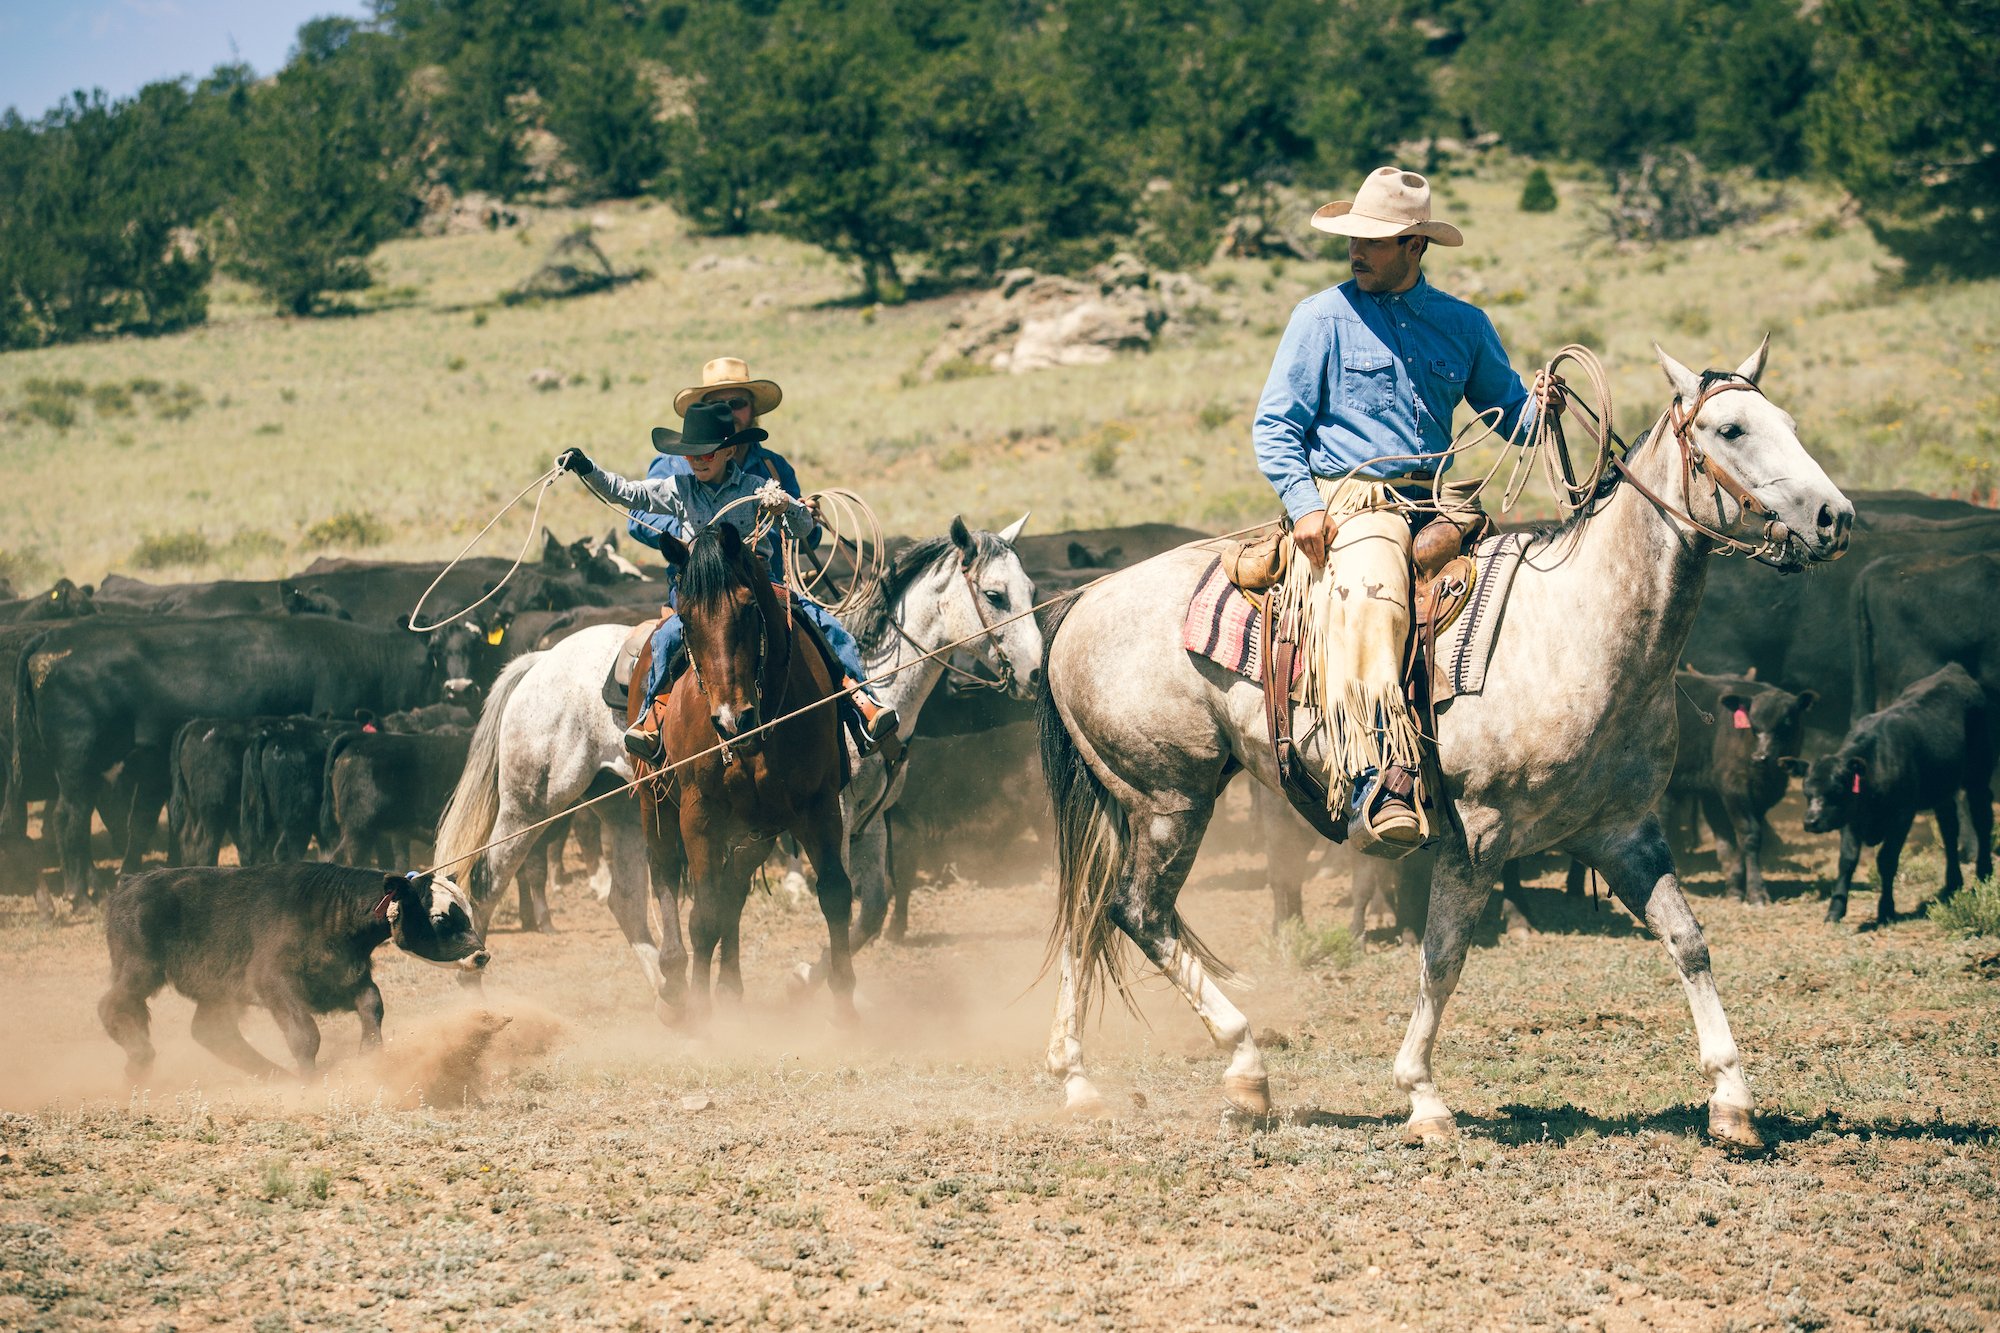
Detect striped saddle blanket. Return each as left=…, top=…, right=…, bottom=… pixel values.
left=1432, top=530, right=1530, bottom=702
left=1183, top=557, right=1296, bottom=684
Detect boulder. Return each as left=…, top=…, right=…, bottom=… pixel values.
left=919, top=255, right=1230, bottom=380
left=418, top=186, right=522, bottom=237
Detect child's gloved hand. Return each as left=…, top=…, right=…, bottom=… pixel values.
left=555, top=448, right=594, bottom=476
left=754, top=480, right=792, bottom=516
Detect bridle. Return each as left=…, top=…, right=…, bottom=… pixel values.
left=888, top=551, right=1021, bottom=695
left=1607, top=371, right=1797, bottom=566
left=682, top=562, right=791, bottom=763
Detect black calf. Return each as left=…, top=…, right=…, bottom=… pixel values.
left=1803, top=664, right=1995, bottom=925
left=1672, top=670, right=1816, bottom=905
left=99, top=864, right=487, bottom=1080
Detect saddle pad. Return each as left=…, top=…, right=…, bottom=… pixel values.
left=1433, top=531, right=1530, bottom=701
left=1184, top=556, right=1283, bottom=682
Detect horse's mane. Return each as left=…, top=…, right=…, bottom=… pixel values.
left=679, top=525, right=751, bottom=608
left=848, top=530, right=1008, bottom=652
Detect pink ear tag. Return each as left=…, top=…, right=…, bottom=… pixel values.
left=1732, top=708, right=1751, bottom=730
left=1851, top=773, right=1862, bottom=794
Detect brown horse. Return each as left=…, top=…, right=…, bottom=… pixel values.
left=631, top=522, right=856, bottom=1024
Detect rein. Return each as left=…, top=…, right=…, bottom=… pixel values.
left=886, top=557, right=1018, bottom=694
left=1608, top=376, right=1795, bottom=565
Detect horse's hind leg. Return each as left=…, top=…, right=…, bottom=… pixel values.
left=1391, top=837, right=1493, bottom=1142
left=1111, top=800, right=1270, bottom=1115
left=1575, top=816, right=1759, bottom=1148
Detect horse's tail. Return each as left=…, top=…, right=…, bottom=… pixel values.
left=434, top=650, right=541, bottom=895
left=1035, top=597, right=1228, bottom=1022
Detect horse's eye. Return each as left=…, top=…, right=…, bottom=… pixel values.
left=1717, top=423, right=1743, bottom=441
left=983, top=589, right=1007, bottom=610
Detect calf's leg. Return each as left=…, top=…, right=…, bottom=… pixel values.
left=99, top=958, right=164, bottom=1082
left=354, top=981, right=385, bottom=1049
left=190, top=1001, right=283, bottom=1078
left=1932, top=798, right=1965, bottom=903
left=1827, top=828, right=1861, bottom=923
left=1871, top=809, right=1915, bottom=926
left=1725, top=797, right=1770, bottom=906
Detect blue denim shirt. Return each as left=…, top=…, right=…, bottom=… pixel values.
left=1252, top=276, right=1537, bottom=520
left=628, top=443, right=808, bottom=551
left=584, top=458, right=813, bottom=575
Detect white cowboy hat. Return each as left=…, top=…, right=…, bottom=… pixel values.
left=1310, top=166, right=1464, bottom=247
left=671, top=356, right=784, bottom=418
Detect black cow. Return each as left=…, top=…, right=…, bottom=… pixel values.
left=288, top=556, right=624, bottom=625
left=883, top=721, right=1047, bottom=938
left=1686, top=504, right=2000, bottom=729
left=167, top=718, right=267, bottom=866
left=1670, top=669, right=1816, bottom=905
left=1803, top=664, right=1995, bottom=925
left=0, top=578, right=97, bottom=624
left=98, top=864, right=487, bottom=1080
left=6, top=615, right=498, bottom=908
left=1854, top=548, right=2000, bottom=719
left=93, top=574, right=351, bottom=619
left=238, top=718, right=360, bottom=863
left=322, top=729, right=473, bottom=868
left=365, top=702, right=477, bottom=733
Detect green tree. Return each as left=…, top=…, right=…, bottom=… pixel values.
left=1519, top=166, right=1557, bottom=212
left=1809, top=0, right=2000, bottom=278
left=226, top=50, right=413, bottom=315
left=543, top=28, right=668, bottom=199
left=0, top=81, right=228, bottom=349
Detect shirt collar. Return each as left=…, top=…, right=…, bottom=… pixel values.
left=1375, top=274, right=1433, bottom=316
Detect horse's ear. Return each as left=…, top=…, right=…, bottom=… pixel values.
left=997, top=511, right=1030, bottom=546
left=1734, top=334, right=1770, bottom=386
left=1653, top=343, right=1699, bottom=401
left=949, top=515, right=975, bottom=565
left=661, top=533, right=691, bottom=567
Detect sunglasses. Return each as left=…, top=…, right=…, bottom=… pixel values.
left=688, top=448, right=727, bottom=463
left=706, top=395, right=753, bottom=411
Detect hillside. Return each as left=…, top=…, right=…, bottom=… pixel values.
left=1, top=159, right=1995, bottom=588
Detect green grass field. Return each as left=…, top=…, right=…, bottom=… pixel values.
left=2, top=160, right=1996, bottom=589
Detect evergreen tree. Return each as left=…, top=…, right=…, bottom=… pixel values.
left=226, top=51, right=413, bottom=315
left=1808, top=0, right=2000, bottom=278
left=543, top=28, right=668, bottom=199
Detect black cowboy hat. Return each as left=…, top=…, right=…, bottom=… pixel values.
left=651, top=400, right=770, bottom=456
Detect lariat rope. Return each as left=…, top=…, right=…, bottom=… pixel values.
left=423, top=515, right=1284, bottom=878
left=416, top=345, right=1778, bottom=878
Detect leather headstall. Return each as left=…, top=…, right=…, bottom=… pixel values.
left=1611, top=374, right=1794, bottom=564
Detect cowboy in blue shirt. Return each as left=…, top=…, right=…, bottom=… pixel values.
left=1252, top=167, right=1560, bottom=846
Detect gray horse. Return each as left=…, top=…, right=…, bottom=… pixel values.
left=1040, top=341, right=1851, bottom=1149
left=433, top=517, right=1042, bottom=1017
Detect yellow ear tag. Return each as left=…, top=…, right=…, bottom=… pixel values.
left=50, top=590, right=59, bottom=600
left=486, top=625, right=506, bottom=646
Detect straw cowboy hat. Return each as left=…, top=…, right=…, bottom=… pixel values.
left=1310, top=166, right=1464, bottom=247
left=672, top=356, right=783, bottom=418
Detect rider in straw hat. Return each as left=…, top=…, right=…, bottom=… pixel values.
left=629, top=357, right=803, bottom=553
left=555, top=395, right=899, bottom=765
left=1253, top=165, right=1561, bottom=846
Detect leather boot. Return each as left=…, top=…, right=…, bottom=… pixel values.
left=850, top=683, right=902, bottom=762
left=1366, top=763, right=1423, bottom=845
left=623, top=723, right=664, bottom=764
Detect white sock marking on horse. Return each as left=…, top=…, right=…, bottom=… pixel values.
left=1164, top=942, right=1264, bottom=1081
left=1046, top=949, right=1101, bottom=1109
left=630, top=942, right=664, bottom=994
left=585, top=860, right=614, bottom=904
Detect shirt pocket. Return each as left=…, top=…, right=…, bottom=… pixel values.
left=1342, top=347, right=1397, bottom=416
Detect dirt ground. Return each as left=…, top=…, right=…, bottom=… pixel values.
left=2, top=797, right=1996, bottom=1332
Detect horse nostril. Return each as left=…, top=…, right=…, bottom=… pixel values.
left=1817, top=504, right=1835, bottom=532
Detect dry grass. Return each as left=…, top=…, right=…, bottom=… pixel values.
left=0, top=163, right=1995, bottom=585
left=2, top=792, right=1996, bottom=1329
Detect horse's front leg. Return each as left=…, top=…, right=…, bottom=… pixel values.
left=1392, top=832, right=1494, bottom=1142
left=796, top=794, right=858, bottom=1026
left=1573, top=815, right=1759, bottom=1148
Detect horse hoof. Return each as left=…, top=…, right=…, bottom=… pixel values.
left=1222, top=1074, right=1271, bottom=1117
left=1707, top=1102, right=1763, bottom=1151
left=653, top=998, right=687, bottom=1028
left=1402, top=1115, right=1458, bottom=1146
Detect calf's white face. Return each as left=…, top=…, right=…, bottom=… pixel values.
left=386, top=871, right=489, bottom=971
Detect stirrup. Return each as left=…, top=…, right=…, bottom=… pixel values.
left=623, top=724, right=664, bottom=764
left=1349, top=765, right=1425, bottom=855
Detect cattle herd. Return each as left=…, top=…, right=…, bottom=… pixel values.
left=0, top=493, right=1994, bottom=1075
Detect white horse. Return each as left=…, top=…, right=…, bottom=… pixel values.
left=1039, top=342, right=1852, bottom=1148
left=433, top=517, right=1042, bottom=1016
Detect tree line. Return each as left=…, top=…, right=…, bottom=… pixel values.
left=1, top=0, right=1991, bottom=348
